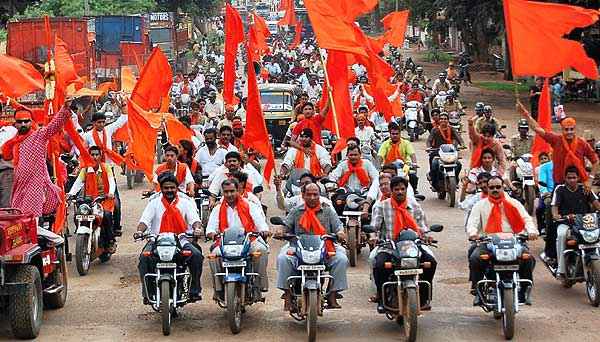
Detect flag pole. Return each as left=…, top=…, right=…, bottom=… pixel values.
left=318, top=49, right=341, bottom=137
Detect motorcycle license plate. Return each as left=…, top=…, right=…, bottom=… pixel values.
left=494, top=264, right=519, bottom=271
left=76, top=215, right=96, bottom=221
left=394, top=269, right=423, bottom=276
left=223, top=260, right=247, bottom=268
left=297, top=265, right=326, bottom=271
left=445, top=170, right=455, bottom=177
left=156, top=263, right=177, bottom=269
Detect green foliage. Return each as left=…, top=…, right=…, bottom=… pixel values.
left=15, top=0, right=157, bottom=19
left=424, top=47, right=453, bottom=63
left=0, top=29, right=7, bottom=42
left=156, top=0, right=224, bottom=19
left=475, top=81, right=531, bottom=93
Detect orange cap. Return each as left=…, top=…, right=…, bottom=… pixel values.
left=14, top=109, right=32, bottom=121
left=560, top=117, right=576, bottom=128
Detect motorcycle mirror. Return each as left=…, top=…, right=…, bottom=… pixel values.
left=429, top=224, right=444, bottom=233
left=270, top=217, right=285, bottom=226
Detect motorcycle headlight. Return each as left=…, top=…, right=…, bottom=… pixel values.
left=301, top=250, right=322, bottom=264
left=400, top=257, right=419, bottom=269
left=439, top=152, right=458, bottom=163
left=223, top=244, right=244, bottom=257
left=581, top=229, right=600, bottom=243
left=156, top=245, right=177, bottom=262
left=495, top=248, right=517, bottom=262
left=78, top=204, right=92, bottom=215
left=399, top=244, right=419, bottom=258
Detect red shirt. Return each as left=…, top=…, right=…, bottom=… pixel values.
left=292, top=114, right=326, bottom=145
left=541, top=131, right=598, bottom=184
left=406, top=90, right=425, bottom=103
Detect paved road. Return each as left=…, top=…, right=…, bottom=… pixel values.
left=2, top=53, right=600, bottom=341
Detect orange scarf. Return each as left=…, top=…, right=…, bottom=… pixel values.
left=439, top=126, right=453, bottom=144
left=338, top=159, right=370, bottom=187
left=218, top=197, right=257, bottom=233
left=84, top=163, right=115, bottom=211
left=484, top=194, right=525, bottom=234
left=470, top=138, right=494, bottom=169
left=391, top=197, right=420, bottom=239
left=299, top=203, right=335, bottom=254
left=159, top=195, right=187, bottom=234
left=92, top=129, right=125, bottom=164
left=294, top=144, right=323, bottom=177
left=561, top=135, right=589, bottom=182
left=189, top=159, right=200, bottom=174
left=384, top=141, right=405, bottom=164
left=2, top=131, right=32, bottom=167
left=156, top=162, right=187, bottom=184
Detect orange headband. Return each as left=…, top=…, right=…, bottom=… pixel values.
left=561, top=117, right=576, bottom=128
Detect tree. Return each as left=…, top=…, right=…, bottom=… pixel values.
left=156, top=0, right=224, bottom=19
left=15, top=0, right=156, bottom=19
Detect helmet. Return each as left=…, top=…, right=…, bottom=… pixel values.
left=416, top=66, right=423, bottom=72
left=518, top=119, right=529, bottom=129
left=475, top=102, right=485, bottom=113
left=483, top=105, right=492, bottom=113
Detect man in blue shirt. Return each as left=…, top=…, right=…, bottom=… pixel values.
left=536, top=152, right=555, bottom=263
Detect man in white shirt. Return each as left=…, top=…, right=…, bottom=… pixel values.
left=305, top=77, right=322, bottom=100
left=0, top=124, right=17, bottom=207
left=206, top=179, right=270, bottom=299
left=151, top=145, right=195, bottom=195
left=355, top=113, right=376, bottom=147
left=135, top=173, right=204, bottom=302
left=466, top=176, right=538, bottom=305
left=274, top=172, right=332, bottom=211
left=82, top=111, right=128, bottom=165
left=329, top=145, right=378, bottom=195
left=204, top=91, right=224, bottom=118
left=281, top=128, right=332, bottom=178
left=208, top=151, right=263, bottom=206
left=194, top=128, right=227, bottom=178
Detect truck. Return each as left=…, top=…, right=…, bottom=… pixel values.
left=7, top=17, right=92, bottom=79
left=145, top=12, right=190, bottom=72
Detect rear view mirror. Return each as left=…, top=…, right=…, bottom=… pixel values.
left=429, top=224, right=444, bottom=233
left=270, top=217, right=285, bottom=226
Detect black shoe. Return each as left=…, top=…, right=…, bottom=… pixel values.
left=143, top=297, right=150, bottom=305
left=377, top=304, right=385, bottom=314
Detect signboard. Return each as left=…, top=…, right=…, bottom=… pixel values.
left=148, top=12, right=174, bottom=29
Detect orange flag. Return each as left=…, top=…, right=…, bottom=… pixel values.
left=304, top=0, right=368, bottom=57
left=0, top=54, right=44, bottom=98
left=289, top=21, right=304, bottom=49
left=55, top=37, right=82, bottom=90
left=531, top=78, right=553, bottom=166
left=98, top=80, right=118, bottom=95
left=335, top=0, right=378, bottom=22
left=380, top=11, right=410, bottom=48
left=131, top=47, right=173, bottom=111
left=165, top=117, right=193, bottom=146
left=503, top=0, right=599, bottom=79
left=224, top=4, right=245, bottom=106
left=121, top=66, right=136, bottom=93
left=322, top=50, right=354, bottom=138
left=241, top=46, right=275, bottom=184
left=127, top=100, right=159, bottom=180
left=278, top=0, right=298, bottom=26
left=249, top=12, right=271, bottom=60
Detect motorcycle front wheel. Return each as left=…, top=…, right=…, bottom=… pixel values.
left=307, top=289, right=318, bottom=342
left=161, top=279, right=172, bottom=336
left=399, top=287, right=418, bottom=342
left=347, top=225, right=358, bottom=267
left=446, top=176, right=457, bottom=207
left=586, top=260, right=600, bottom=307
left=75, top=233, right=91, bottom=276
left=524, top=185, right=535, bottom=215
left=226, top=282, right=243, bottom=334
left=502, top=288, right=515, bottom=340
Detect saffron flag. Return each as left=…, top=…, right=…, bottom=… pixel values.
left=380, top=11, right=410, bottom=48
left=164, top=116, right=193, bottom=146
left=224, top=4, right=245, bottom=106
left=278, top=0, right=298, bottom=26
left=127, top=100, right=160, bottom=180
left=290, top=21, right=304, bottom=49
left=241, top=47, right=275, bottom=184
left=121, top=66, right=136, bottom=93
left=336, top=0, right=378, bottom=22
left=503, top=0, right=599, bottom=79
left=131, top=47, right=173, bottom=111
left=322, top=50, right=354, bottom=139
left=304, top=0, right=368, bottom=57
left=531, top=78, right=552, bottom=166
left=0, top=54, right=44, bottom=99
left=249, top=12, right=271, bottom=60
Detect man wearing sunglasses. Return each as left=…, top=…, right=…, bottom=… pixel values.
left=466, top=176, right=538, bottom=305
left=518, top=101, right=598, bottom=190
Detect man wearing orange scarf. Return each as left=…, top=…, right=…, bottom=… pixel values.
left=135, top=173, right=204, bottom=303
left=281, top=128, right=332, bottom=178
left=330, top=145, right=378, bottom=195
left=427, top=112, right=465, bottom=193
left=151, top=145, right=195, bottom=196
left=519, top=102, right=598, bottom=188
left=206, top=179, right=270, bottom=301
left=377, top=122, right=420, bottom=192
left=466, top=176, right=538, bottom=305
left=67, top=146, right=117, bottom=255
left=277, top=183, right=348, bottom=309
left=467, top=113, right=507, bottom=177
left=369, top=176, right=436, bottom=312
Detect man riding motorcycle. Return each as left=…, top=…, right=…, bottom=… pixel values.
left=549, top=166, right=600, bottom=278
left=274, top=172, right=332, bottom=211
left=432, top=72, right=451, bottom=95
left=468, top=114, right=507, bottom=179
left=329, top=145, right=379, bottom=195
left=277, top=182, right=348, bottom=309
left=194, top=127, right=227, bottom=178
left=475, top=105, right=499, bottom=134
left=206, top=178, right=270, bottom=300
left=67, top=146, right=117, bottom=254
left=378, top=122, right=419, bottom=193
left=135, top=172, right=204, bottom=303
left=151, top=145, right=195, bottom=196
left=369, top=176, right=437, bottom=312
left=466, top=176, right=538, bottom=305
left=208, top=151, right=264, bottom=207
left=442, top=90, right=463, bottom=113
left=405, top=79, right=427, bottom=103
left=281, top=128, right=332, bottom=178
left=427, top=112, right=465, bottom=190
left=509, top=119, right=534, bottom=181
left=410, top=66, right=428, bottom=86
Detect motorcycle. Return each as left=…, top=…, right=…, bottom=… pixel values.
left=448, top=110, right=464, bottom=134
left=72, top=196, right=115, bottom=275
left=211, top=229, right=266, bottom=334
left=404, top=101, right=424, bottom=142
left=427, top=144, right=461, bottom=207
left=513, top=154, right=536, bottom=215
left=321, top=130, right=337, bottom=153
left=473, top=233, right=533, bottom=340
left=542, top=213, right=600, bottom=306
left=365, top=225, right=443, bottom=342
left=135, top=232, right=197, bottom=336
left=270, top=217, right=337, bottom=342
left=0, top=208, right=68, bottom=339
left=195, top=178, right=212, bottom=240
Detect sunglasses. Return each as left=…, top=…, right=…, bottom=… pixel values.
left=90, top=153, right=101, bottom=157
left=488, top=185, right=503, bottom=190
left=16, top=120, right=31, bottom=124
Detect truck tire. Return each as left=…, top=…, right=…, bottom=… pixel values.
left=9, top=265, right=43, bottom=339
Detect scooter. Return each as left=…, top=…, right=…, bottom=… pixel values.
left=427, top=145, right=461, bottom=207
left=404, top=101, right=424, bottom=142
left=472, top=233, right=533, bottom=340
left=542, top=213, right=600, bottom=306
